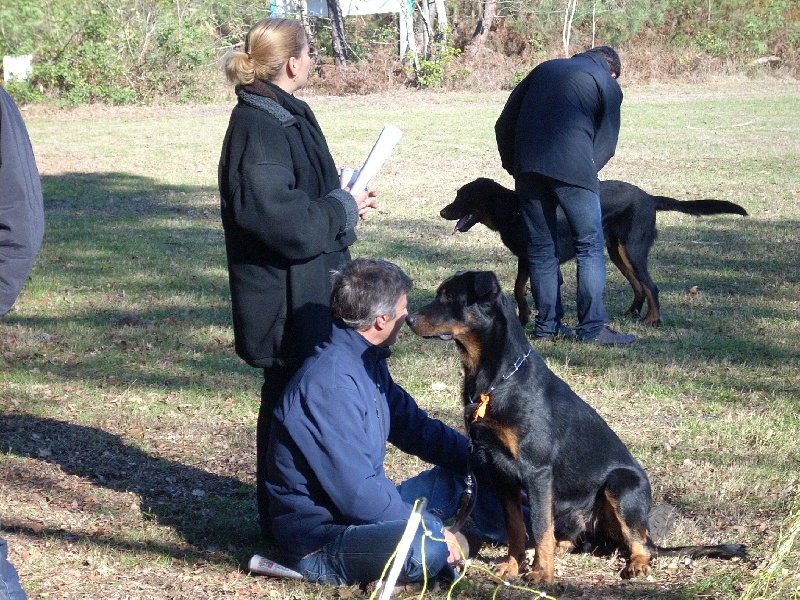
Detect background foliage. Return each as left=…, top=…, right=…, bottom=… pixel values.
left=0, top=0, right=797, bottom=104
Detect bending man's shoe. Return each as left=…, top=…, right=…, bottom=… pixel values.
left=582, top=326, right=636, bottom=346
left=647, top=503, right=677, bottom=544
left=530, top=324, right=575, bottom=342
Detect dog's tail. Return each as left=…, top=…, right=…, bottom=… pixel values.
left=654, top=195, right=748, bottom=217
left=653, top=543, right=746, bottom=560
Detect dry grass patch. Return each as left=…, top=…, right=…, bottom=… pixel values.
left=2, top=78, right=798, bottom=599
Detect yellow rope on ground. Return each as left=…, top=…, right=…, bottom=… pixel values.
left=446, top=558, right=559, bottom=600
left=371, top=500, right=560, bottom=599
left=422, top=517, right=559, bottom=599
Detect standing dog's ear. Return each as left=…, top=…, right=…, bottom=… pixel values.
left=473, top=271, right=500, bottom=300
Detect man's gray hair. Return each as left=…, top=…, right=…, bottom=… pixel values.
left=331, top=258, right=413, bottom=330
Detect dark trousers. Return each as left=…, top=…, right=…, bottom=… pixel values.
left=257, top=364, right=295, bottom=540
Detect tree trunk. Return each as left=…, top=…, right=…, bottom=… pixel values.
left=433, top=0, right=448, bottom=40
left=466, top=0, right=496, bottom=56
left=327, top=0, right=348, bottom=67
left=293, top=0, right=317, bottom=56
left=420, top=0, right=432, bottom=59
left=399, top=0, right=418, bottom=69
left=562, top=0, right=577, bottom=57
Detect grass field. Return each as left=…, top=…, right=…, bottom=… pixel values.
left=1, top=76, right=799, bottom=599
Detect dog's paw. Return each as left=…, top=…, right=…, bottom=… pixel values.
left=620, top=556, right=652, bottom=579
left=493, top=557, right=520, bottom=580
left=521, top=565, right=555, bottom=584
left=556, top=540, right=574, bottom=557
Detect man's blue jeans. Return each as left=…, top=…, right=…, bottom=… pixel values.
left=517, top=173, right=608, bottom=340
left=277, top=466, right=512, bottom=585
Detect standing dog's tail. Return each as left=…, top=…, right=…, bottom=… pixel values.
left=653, top=542, right=746, bottom=560
left=654, top=195, right=749, bottom=217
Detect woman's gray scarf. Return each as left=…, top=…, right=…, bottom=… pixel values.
left=235, top=80, right=357, bottom=234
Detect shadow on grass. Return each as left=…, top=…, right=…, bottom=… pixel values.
left=37, top=171, right=223, bottom=296
left=0, top=414, right=261, bottom=564
left=5, top=171, right=798, bottom=400
left=41, top=172, right=207, bottom=214
left=0, top=410, right=710, bottom=599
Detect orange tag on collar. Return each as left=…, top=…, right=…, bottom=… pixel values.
left=473, top=394, right=490, bottom=422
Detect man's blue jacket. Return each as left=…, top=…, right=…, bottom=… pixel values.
left=265, top=321, right=470, bottom=556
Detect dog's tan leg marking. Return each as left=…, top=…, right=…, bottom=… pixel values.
left=487, top=423, right=520, bottom=459
left=622, top=538, right=653, bottom=579
left=514, top=261, right=531, bottom=325
left=616, top=244, right=661, bottom=326
left=600, top=489, right=652, bottom=579
left=523, top=519, right=556, bottom=584
left=495, top=492, right=526, bottom=580
left=607, top=242, right=645, bottom=315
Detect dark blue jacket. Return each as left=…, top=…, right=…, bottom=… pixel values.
left=1, top=88, right=44, bottom=318
left=495, top=51, right=623, bottom=194
left=265, top=322, right=470, bottom=556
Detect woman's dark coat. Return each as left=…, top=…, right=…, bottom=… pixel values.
left=218, top=81, right=359, bottom=368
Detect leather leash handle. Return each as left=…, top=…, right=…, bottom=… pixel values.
left=450, top=469, right=477, bottom=533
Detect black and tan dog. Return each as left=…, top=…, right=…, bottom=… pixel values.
left=406, top=270, right=745, bottom=583
left=440, top=177, right=748, bottom=327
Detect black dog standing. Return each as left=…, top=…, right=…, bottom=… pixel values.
left=406, top=270, right=745, bottom=584
left=440, top=178, right=748, bottom=327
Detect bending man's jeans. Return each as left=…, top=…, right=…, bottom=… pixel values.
left=275, top=466, right=514, bottom=585
left=517, top=173, right=608, bottom=340
left=0, top=536, right=27, bottom=600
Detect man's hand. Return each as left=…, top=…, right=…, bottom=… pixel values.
left=443, top=528, right=463, bottom=564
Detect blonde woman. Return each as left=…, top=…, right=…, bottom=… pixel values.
left=218, top=18, right=376, bottom=540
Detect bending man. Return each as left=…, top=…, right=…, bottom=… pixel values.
left=495, top=46, right=635, bottom=345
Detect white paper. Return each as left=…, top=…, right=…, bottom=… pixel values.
left=349, top=124, right=403, bottom=195
left=339, top=167, right=359, bottom=189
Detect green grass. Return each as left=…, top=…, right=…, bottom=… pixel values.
left=1, top=78, right=799, bottom=599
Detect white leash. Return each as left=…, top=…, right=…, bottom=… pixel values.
left=376, top=497, right=428, bottom=600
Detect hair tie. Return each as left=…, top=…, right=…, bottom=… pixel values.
left=246, top=52, right=252, bottom=60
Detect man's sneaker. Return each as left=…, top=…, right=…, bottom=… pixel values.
left=531, top=324, right=575, bottom=342
left=584, top=326, right=636, bottom=346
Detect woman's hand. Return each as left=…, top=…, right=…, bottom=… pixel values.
left=350, top=188, right=378, bottom=220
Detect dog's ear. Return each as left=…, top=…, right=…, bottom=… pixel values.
left=473, top=271, right=500, bottom=300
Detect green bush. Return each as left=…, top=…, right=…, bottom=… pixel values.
left=3, top=80, right=43, bottom=104
left=0, top=0, right=796, bottom=104
left=409, top=39, right=464, bottom=88
left=693, top=29, right=729, bottom=57
left=1, top=0, right=227, bottom=104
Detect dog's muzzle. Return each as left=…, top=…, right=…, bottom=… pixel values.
left=406, top=314, right=454, bottom=340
